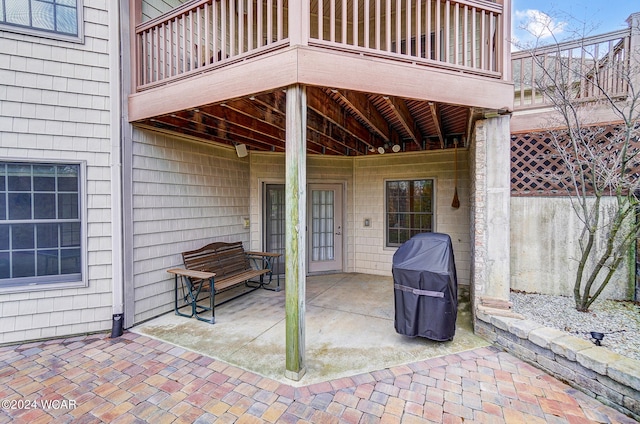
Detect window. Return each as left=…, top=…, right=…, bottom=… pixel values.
left=386, top=179, right=434, bottom=247
left=0, top=0, right=82, bottom=41
left=0, top=162, right=84, bottom=289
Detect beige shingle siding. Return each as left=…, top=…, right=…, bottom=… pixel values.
left=0, top=4, right=113, bottom=343
left=131, top=130, right=251, bottom=324
left=249, top=151, right=471, bottom=285
left=143, top=0, right=185, bottom=21
left=353, top=151, right=470, bottom=284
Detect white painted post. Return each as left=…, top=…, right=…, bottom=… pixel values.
left=285, top=84, right=307, bottom=381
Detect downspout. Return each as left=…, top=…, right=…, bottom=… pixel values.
left=109, top=0, right=125, bottom=337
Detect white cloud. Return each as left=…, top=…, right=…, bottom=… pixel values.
left=514, top=9, right=567, bottom=40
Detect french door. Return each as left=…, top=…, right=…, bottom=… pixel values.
left=307, top=184, right=343, bottom=273
left=264, top=183, right=343, bottom=275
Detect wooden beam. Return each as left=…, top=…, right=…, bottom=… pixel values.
left=306, top=108, right=367, bottom=155
left=254, top=90, right=369, bottom=155
left=306, top=87, right=378, bottom=151
left=141, top=114, right=288, bottom=152
left=384, top=96, right=423, bottom=149
left=429, top=102, right=445, bottom=148
left=199, top=104, right=286, bottom=143
left=330, top=89, right=391, bottom=142
left=285, top=84, right=306, bottom=381
left=465, top=107, right=475, bottom=147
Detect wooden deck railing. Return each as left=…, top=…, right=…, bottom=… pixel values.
left=308, top=0, right=504, bottom=76
left=512, top=29, right=632, bottom=109
left=134, top=0, right=506, bottom=91
left=135, top=0, right=289, bottom=90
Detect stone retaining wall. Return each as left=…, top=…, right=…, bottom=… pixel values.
left=475, top=310, right=640, bottom=421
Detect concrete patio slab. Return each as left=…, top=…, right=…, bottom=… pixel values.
left=131, top=273, right=487, bottom=386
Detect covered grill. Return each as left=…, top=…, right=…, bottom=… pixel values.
left=392, top=233, right=458, bottom=341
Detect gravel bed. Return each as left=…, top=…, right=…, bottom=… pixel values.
left=510, top=292, right=640, bottom=361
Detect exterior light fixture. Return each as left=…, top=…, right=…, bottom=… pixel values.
left=590, top=331, right=604, bottom=346
left=235, top=143, right=248, bottom=157
left=392, top=144, right=401, bottom=153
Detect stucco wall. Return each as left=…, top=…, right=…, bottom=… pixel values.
left=511, top=197, right=631, bottom=299
left=131, top=131, right=251, bottom=324
left=249, top=150, right=471, bottom=285
left=0, top=2, right=114, bottom=343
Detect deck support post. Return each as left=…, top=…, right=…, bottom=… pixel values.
left=284, top=84, right=307, bottom=381
left=471, top=115, right=511, bottom=310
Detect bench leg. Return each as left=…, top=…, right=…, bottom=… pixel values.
left=261, top=256, right=281, bottom=292
left=193, top=275, right=215, bottom=324
left=174, top=274, right=196, bottom=318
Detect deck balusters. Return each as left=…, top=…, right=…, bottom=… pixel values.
left=512, top=29, right=631, bottom=108
left=135, top=0, right=504, bottom=91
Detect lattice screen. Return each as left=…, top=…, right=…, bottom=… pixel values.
left=511, top=133, right=566, bottom=196
left=511, top=126, right=640, bottom=197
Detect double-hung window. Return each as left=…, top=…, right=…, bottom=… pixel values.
left=386, top=179, right=435, bottom=247
left=0, top=162, right=84, bottom=289
left=0, top=0, right=82, bottom=41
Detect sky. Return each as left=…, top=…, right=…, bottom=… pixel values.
left=511, top=0, right=639, bottom=50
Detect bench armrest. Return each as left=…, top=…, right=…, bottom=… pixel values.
left=167, top=268, right=216, bottom=280
left=246, top=251, right=281, bottom=258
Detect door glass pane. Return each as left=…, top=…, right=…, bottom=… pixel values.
left=311, top=190, right=334, bottom=262
left=265, top=185, right=285, bottom=274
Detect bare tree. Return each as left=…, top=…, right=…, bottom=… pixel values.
left=516, top=15, right=640, bottom=311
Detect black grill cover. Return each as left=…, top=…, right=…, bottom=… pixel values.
left=392, top=233, right=458, bottom=341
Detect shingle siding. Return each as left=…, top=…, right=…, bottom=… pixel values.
left=249, top=151, right=471, bottom=286
left=0, top=5, right=113, bottom=343
left=130, top=130, right=251, bottom=324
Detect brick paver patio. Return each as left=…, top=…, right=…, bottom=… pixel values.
left=0, top=332, right=635, bottom=423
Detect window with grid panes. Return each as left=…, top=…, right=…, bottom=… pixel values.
left=0, top=0, right=82, bottom=41
left=0, top=162, right=83, bottom=288
left=385, top=179, right=434, bottom=247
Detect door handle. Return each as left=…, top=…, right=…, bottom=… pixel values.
left=335, top=232, right=341, bottom=235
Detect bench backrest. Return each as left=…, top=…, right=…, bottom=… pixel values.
left=182, top=242, right=250, bottom=277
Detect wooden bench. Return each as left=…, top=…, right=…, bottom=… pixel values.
left=167, top=241, right=281, bottom=323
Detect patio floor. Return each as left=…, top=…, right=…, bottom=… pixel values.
left=132, top=273, right=489, bottom=386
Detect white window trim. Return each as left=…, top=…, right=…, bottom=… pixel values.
left=0, top=0, right=84, bottom=44
left=0, top=159, right=88, bottom=294
left=384, top=177, right=437, bottom=249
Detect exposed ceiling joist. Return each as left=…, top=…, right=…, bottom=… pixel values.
left=147, top=114, right=289, bottom=152
left=306, top=87, right=377, bottom=152
left=254, top=90, right=367, bottom=155
left=429, top=102, right=445, bottom=148
left=465, top=107, right=475, bottom=147
left=330, top=89, right=391, bottom=143
left=135, top=86, right=473, bottom=156
left=384, top=96, right=423, bottom=149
